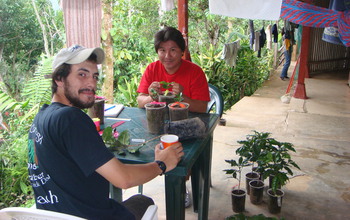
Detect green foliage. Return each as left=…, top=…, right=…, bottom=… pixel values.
left=0, top=55, right=52, bottom=208
left=235, top=131, right=301, bottom=195
left=115, top=75, right=140, bottom=107
left=224, top=156, right=250, bottom=190
left=192, top=40, right=273, bottom=112
left=102, top=127, right=143, bottom=154
left=226, top=213, right=285, bottom=220
left=0, top=120, right=34, bottom=208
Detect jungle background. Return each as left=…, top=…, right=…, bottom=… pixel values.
left=0, top=0, right=282, bottom=208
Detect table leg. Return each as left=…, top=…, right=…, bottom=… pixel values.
left=191, top=135, right=213, bottom=220
left=110, top=184, right=122, bottom=202
left=165, top=175, right=186, bottom=220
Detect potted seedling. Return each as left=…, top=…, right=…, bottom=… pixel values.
left=235, top=131, right=268, bottom=203
left=158, top=81, right=176, bottom=103
left=224, top=156, right=250, bottom=213
left=168, top=102, right=189, bottom=121
left=261, top=139, right=300, bottom=214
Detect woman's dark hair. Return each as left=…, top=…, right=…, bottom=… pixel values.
left=154, top=26, right=186, bottom=53
left=51, top=53, right=98, bottom=94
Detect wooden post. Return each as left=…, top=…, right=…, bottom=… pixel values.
left=293, top=25, right=310, bottom=99
left=177, top=0, right=191, bottom=61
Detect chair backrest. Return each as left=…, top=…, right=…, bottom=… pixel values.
left=0, top=207, right=87, bottom=220
left=141, top=204, right=158, bottom=220
left=0, top=205, right=158, bottom=220
left=207, top=83, right=224, bottom=118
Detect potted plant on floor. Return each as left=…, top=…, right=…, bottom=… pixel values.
left=224, top=156, right=250, bottom=213
left=256, top=134, right=301, bottom=213
left=235, top=131, right=268, bottom=203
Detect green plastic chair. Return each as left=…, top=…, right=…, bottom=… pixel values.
left=207, top=83, right=224, bottom=118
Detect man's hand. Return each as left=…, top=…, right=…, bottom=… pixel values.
left=154, top=142, right=184, bottom=172
left=171, top=82, right=183, bottom=95
left=148, top=81, right=161, bottom=98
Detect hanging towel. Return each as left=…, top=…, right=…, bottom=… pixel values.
left=161, top=0, right=175, bottom=12
left=266, top=25, right=272, bottom=50
left=221, top=40, right=241, bottom=67
left=254, top=31, right=261, bottom=52
left=209, top=0, right=282, bottom=20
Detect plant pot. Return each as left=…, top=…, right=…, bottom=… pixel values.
left=252, top=167, right=263, bottom=180
left=168, top=102, right=189, bottom=121
left=231, top=189, right=246, bottom=213
left=267, top=188, right=284, bottom=214
left=145, top=103, right=166, bottom=134
left=249, top=180, right=264, bottom=205
left=245, top=172, right=259, bottom=195
left=158, top=92, right=175, bottom=120
left=88, top=99, right=105, bottom=125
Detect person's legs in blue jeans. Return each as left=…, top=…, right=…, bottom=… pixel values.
left=280, top=49, right=291, bottom=80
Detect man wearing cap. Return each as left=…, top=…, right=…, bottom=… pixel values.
left=27, top=45, right=184, bottom=220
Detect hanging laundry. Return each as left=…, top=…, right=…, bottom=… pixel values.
left=254, top=31, right=261, bottom=52
left=280, top=0, right=350, bottom=47
left=161, top=0, right=175, bottom=12
left=266, top=25, right=273, bottom=50
left=221, top=40, right=241, bottom=67
left=258, top=27, right=266, bottom=57
left=209, top=0, right=282, bottom=20
left=249, top=20, right=255, bottom=50
left=272, top=24, right=278, bottom=43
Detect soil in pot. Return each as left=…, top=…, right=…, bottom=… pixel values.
left=245, top=172, right=260, bottom=195
left=249, top=180, right=264, bottom=205
left=231, top=189, right=246, bottom=213
left=267, top=188, right=285, bottom=214
left=168, top=102, right=189, bottom=121
left=145, top=103, right=166, bottom=134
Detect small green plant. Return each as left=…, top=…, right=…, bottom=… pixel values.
left=160, top=81, right=173, bottom=96
left=224, top=156, right=250, bottom=190
left=235, top=131, right=272, bottom=173
left=236, top=131, right=301, bottom=195
left=102, top=127, right=144, bottom=154
left=263, top=139, right=300, bottom=195
left=226, top=213, right=285, bottom=220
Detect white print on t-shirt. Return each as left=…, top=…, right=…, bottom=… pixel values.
left=36, top=190, right=59, bottom=205
left=29, top=172, right=50, bottom=186
left=29, top=124, right=43, bottom=144
left=28, top=162, right=39, bottom=170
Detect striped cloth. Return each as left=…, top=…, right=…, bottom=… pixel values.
left=281, top=0, right=350, bottom=46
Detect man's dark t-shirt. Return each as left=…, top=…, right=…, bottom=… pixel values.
left=28, top=102, right=135, bottom=220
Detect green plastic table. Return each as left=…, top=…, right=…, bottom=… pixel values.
left=104, top=107, right=219, bottom=220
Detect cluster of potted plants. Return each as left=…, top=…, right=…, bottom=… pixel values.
left=146, top=81, right=189, bottom=134
left=224, top=130, right=300, bottom=214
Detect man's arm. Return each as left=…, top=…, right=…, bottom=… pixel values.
left=96, top=143, right=183, bottom=189
left=137, top=93, right=154, bottom=108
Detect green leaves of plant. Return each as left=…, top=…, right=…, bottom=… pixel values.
left=102, top=127, right=143, bottom=155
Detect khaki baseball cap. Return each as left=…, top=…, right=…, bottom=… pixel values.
left=52, top=45, right=105, bottom=70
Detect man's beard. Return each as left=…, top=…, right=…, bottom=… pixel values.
left=64, top=81, right=95, bottom=109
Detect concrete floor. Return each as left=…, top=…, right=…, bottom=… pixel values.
left=123, top=63, right=350, bottom=220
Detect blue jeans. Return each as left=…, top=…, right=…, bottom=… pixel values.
left=280, top=49, right=291, bottom=78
